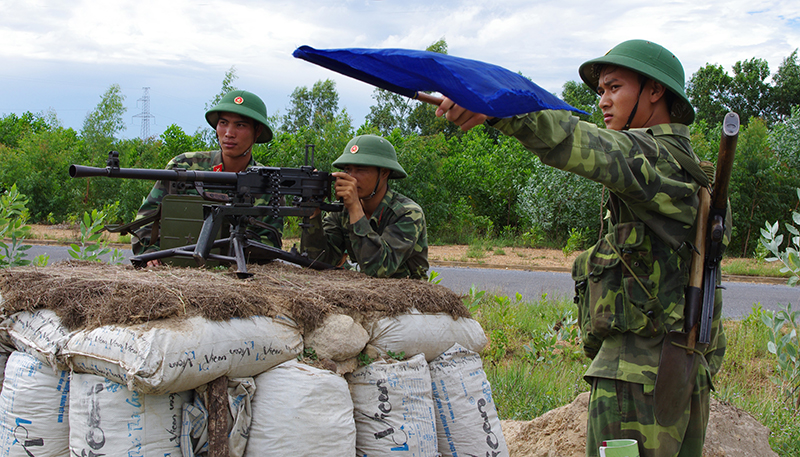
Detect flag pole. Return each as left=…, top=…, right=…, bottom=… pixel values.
left=413, top=92, right=444, bottom=106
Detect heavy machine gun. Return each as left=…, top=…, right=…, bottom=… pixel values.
left=69, top=148, right=343, bottom=278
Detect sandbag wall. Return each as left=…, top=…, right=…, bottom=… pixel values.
left=0, top=263, right=510, bottom=456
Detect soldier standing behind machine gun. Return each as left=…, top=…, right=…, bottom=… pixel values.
left=132, top=90, right=282, bottom=266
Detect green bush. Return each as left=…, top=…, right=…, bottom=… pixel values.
left=0, top=185, right=48, bottom=267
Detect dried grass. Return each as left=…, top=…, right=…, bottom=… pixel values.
left=0, top=261, right=468, bottom=332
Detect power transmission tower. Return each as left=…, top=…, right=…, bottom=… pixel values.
left=133, top=87, right=156, bottom=139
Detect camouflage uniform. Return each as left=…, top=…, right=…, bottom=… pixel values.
left=131, top=149, right=283, bottom=254
left=301, top=187, right=429, bottom=280
left=491, top=109, right=727, bottom=457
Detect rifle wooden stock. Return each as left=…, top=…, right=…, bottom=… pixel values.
left=685, top=188, right=711, bottom=341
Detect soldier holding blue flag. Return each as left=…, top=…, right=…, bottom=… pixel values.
left=435, top=40, right=727, bottom=457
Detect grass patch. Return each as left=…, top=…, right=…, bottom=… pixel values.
left=473, top=292, right=590, bottom=420
left=473, top=293, right=798, bottom=456
left=466, top=240, right=487, bottom=259
left=713, top=305, right=800, bottom=456
left=722, top=258, right=790, bottom=278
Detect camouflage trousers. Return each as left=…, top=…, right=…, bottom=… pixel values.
left=585, top=368, right=710, bottom=457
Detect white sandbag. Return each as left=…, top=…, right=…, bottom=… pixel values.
left=0, top=351, right=70, bottom=457
left=347, top=354, right=438, bottom=456
left=429, top=344, right=509, bottom=457
left=0, top=309, right=72, bottom=368
left=69, top=372, right=190, bottom=457
left=180, top=377, right=255, bottom=457
left=64, top=314, right=302, bottom=394
left=305, top=313, right=369, bottom=361
left=246, top=360, right=355, bottom=456
left=367, top=309, right=488, bottom=361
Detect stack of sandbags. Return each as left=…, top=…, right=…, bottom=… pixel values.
left=0, top=262, right=510, bottom=456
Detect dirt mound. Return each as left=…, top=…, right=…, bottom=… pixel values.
left=501, top=392, right=778, bottom=457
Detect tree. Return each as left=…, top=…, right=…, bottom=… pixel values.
left=0, top=126, right=83, bottom=222
left=728, top=58, right=772, bottom=125
left=561, top=80, right=603, bottom=128
left=441, top=126, right=539, bottom=233
left=78, top=84, right=128, bottom=205
left=281, top=79, right=340, bottom=133
left=687, top=64, right=733, bottom=127
left=364, top=88, right=415, bottom=136
left=688, top=54, right=799, bottom=128
left=81, top=84, right=127, bottom=155
left=768, top=105, right=800, bottom=199
left=160, top=124, right=207, bottom=157
left=389, top=132, right=452, bottom=236
left=727, top=118, right=793, bottom=256
left=518, top=160, right=603, bottom=246
left=771, top=49, right=800, bottom=122
left=260, top=109, right=353, bottom=172
left=0, top=111, right=54, bottom=148
left=205, top=66, right=239, bottom=112
left=200, top=66, right=239, bottom=146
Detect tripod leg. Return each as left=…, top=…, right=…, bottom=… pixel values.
left=194, top=207, right=225, bottom=266
left=230, top=235, right=253, bottom=279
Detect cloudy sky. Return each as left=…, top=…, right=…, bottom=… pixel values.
left=1, top=0, right=798, bottom=140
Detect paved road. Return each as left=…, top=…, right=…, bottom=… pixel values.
left=430, top=265, right=797, bottom=319
left=22, top=244, right=799, bottom=319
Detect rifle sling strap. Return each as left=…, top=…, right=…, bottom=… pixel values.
left=659, top=135, right=712, bottom=188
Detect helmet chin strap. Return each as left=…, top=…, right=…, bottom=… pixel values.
left=622, top=77, right=648, bottom=131
left=363, top=167, right=383, bottom=200
left=236, top=146, right=252, bottom=158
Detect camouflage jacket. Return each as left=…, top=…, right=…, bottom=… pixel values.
left=493, top=110, right=727, bottom=385
left=131, top=150, right=283, bottom=254
left=300, top=188, right=429, bottom=280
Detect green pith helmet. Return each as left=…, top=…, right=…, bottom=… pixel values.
left=205, top=90, right=273, bottom=143
left=578, top=39, right=695, bottom=125
left=332, top=135, right=407, bottom=179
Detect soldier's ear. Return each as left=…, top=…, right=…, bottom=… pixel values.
left=649, top=80, right=667, bottom=103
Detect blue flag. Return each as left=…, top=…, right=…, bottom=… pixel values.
left=292, top=46, right=587, bottom=118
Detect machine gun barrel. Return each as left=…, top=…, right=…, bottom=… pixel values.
left=69, top=164, right=239, bottom=184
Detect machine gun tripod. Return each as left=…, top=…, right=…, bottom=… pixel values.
left=70, top=148, right=343, bottom=278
